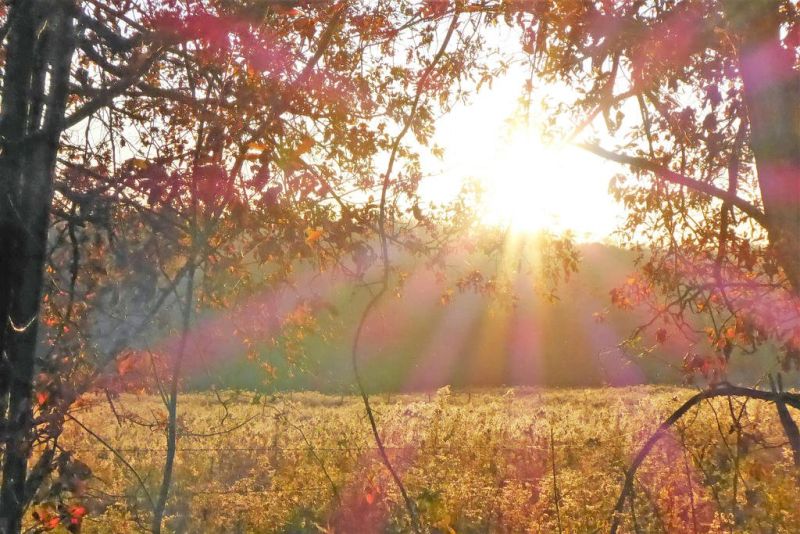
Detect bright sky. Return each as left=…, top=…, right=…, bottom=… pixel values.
left=420, top=72, right=626, bottom=243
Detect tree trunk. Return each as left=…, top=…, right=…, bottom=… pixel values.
left=0, top=0, right=37, bottom=449
left=726, top=0, right=800, bottom=481
left=0, top=1, right=76, bottom=532
left=726, top=0, right=800, bottom=291
left=151, top=261, right=195, bottom=534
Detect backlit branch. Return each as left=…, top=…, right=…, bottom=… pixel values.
left=610, top=383, right=800, bottom=534
left=578, top=143, right=768, bottom=227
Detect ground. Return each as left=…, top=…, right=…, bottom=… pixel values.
left=49, top=386, right=799, bottom=533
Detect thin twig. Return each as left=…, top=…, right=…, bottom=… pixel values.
left=65, top=413, right=154, bottom=509
left=610, top=384, right=800, bottom=534
left=550, top=426, right=563, bottom=534
left=349, top=10, right=462, bottom=534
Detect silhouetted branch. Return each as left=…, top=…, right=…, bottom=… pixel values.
left=65, top=413, right=155, bottom=509
left=349, top=10, right=462, bottom=534
left=610, top=384, right=800, bottom=534
left=578, top=143, right=768, bottom=227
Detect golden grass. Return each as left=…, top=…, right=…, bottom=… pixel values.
left=54, top=386, right=799, bottom=533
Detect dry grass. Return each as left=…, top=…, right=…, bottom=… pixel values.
left=51, top=386, right=800, bottom=533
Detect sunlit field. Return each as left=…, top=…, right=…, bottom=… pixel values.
left=54, top=387, right=798, bottom=534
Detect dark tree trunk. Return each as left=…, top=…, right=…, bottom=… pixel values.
left=0, top=1, right=76, bottom=532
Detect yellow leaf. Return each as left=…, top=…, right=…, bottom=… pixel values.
left=130, top=158, right=148, bottom=170
left=305, top=227, right=323, bottom=246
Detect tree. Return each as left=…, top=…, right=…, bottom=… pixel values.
left=10, top=0, right=799, bottom=530
left=0, top=1, right=77, bottom=529
left=482, top=0, right=800, bottom=529
left=0, top=0, right=493, bottom=531
left=520, top=0, right=800, bottom=369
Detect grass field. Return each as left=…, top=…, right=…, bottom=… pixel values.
left=53, top=386, right=799, bottom=533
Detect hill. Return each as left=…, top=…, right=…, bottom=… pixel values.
left=185, top=243, right=782, bottom=392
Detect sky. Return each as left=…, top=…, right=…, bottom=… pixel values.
left=419, top=67, right=627, bottom=243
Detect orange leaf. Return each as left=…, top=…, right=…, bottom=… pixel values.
left=247, top=141, right=268, bottom=152
left=69, top=505, right=87, bottom=518
left=130, top=158, right=148, bottom=170
left=304, top=227, right=323, bottom=246
left=296, top=135, right=315, bottom=155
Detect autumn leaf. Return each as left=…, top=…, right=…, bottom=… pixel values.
left=117, top=354, right=136, bottom=376
left=304, top=227, right=323, bottom=246
left=246, top=141, right=268, bottom=153
left=295, top=135, right=315, bottom=156
left=129, top=158, right=149, bottom=170
left=69, top=505, right=87, bottom=518
left=273, top=6, right=302, bottom=16
left=35, top=391, right=49, bottom=407
left=655, top=328, right=668, bottom=344
left=262, top=362, right=277, bottom=379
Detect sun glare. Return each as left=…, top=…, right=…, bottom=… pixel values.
left=423, top=77, right=624, bottom=242
left=470, top=129, right=621, bottom=240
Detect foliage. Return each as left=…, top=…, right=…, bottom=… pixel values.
left=3, top=0, right=501, bottom=527
left=502, top=0, right=800, bottom=379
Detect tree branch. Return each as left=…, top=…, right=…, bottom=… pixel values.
left=610, top=384, right=800, bottom=533
left=65, top=48, right=165, bottom=128
left=65, top=413, right=155, bottom=509
left=578, top=143, right=768, bottom=227
left=349, top=11, right=463, bottom=534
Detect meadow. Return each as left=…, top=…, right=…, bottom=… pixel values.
left=45, top=385, right=798, bottom=533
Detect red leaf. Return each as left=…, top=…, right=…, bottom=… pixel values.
left=69, top=505, right=87, bottom=518
left=655, top=328, right=667, bottom=344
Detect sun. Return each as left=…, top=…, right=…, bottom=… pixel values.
left=419, top=75, right=625, bottom=242
left=476, top=129, right=620, bottom=241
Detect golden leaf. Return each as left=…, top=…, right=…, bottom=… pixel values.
left=305, top=227, right=323, bottom=246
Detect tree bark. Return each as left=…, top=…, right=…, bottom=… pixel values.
left=726, top=0, right=800, bottom=291
left=0, top=1, right=76, bottom=532
left=724, top=2, right=800, bottom=475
